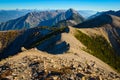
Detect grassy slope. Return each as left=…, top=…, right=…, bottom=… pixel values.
left=74, top=29, right=120, bottom=72
left=0, top=31, right=22, bottom=52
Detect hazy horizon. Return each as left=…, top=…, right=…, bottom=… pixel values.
left=0, top=0, right=120, bottom=11
left=0, top=8, right=117, bottom=12
left=0, top=8, right=98, bottom=12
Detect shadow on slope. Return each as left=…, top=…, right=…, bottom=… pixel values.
left=0, top=26, right=70, bottom=60
left=36, top=34, right=70, bottom=54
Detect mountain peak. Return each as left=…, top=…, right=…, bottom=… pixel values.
left=66, top=8, right=78, bottom=14
left=68, top=8, right=75, bottom=11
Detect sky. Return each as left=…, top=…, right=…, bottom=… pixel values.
left=0, top=0, right=120, bottom=11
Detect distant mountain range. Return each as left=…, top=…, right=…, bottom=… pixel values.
left=78, top=10, right=97, bottom=18
left=0, top=9, right=84, bottom=31
left=0, top=10, right=33, bottom=23
left=0, top=9, right=96, bottom=23
left=88, top=10, right=120, bottom=19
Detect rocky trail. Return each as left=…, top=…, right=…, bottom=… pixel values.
left=0, top=49, right=120, bottom=80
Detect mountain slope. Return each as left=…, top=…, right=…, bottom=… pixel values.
left=74, top=14, right=120, bottom=54
left=0, top=9, right=84, bottom=31
left=0, top=27, right=120, bottom=80
left=74, top=14, right=120, bottom=72
left=100, top=10, right=120, bottom=17
left=75, top=14, right=113, bottom=28
left=0, top=30, right=23, bottom=53
left=0, top=26, right=69, bottom=59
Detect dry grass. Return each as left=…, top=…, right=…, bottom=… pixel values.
left=0, top=30, right=22, bottom=50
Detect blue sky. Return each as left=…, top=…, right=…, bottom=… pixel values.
left=0, top=0, right=120, bottom=11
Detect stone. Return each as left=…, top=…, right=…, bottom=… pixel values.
left=82, top=77, right=86, bottom=80
left=21, top=47, right=27, bottom=51
left=52, top=76, right=58, bottom=80
left=76, top=73, right=84, bottom=78
left=0, top=41, right=2, bottom=49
